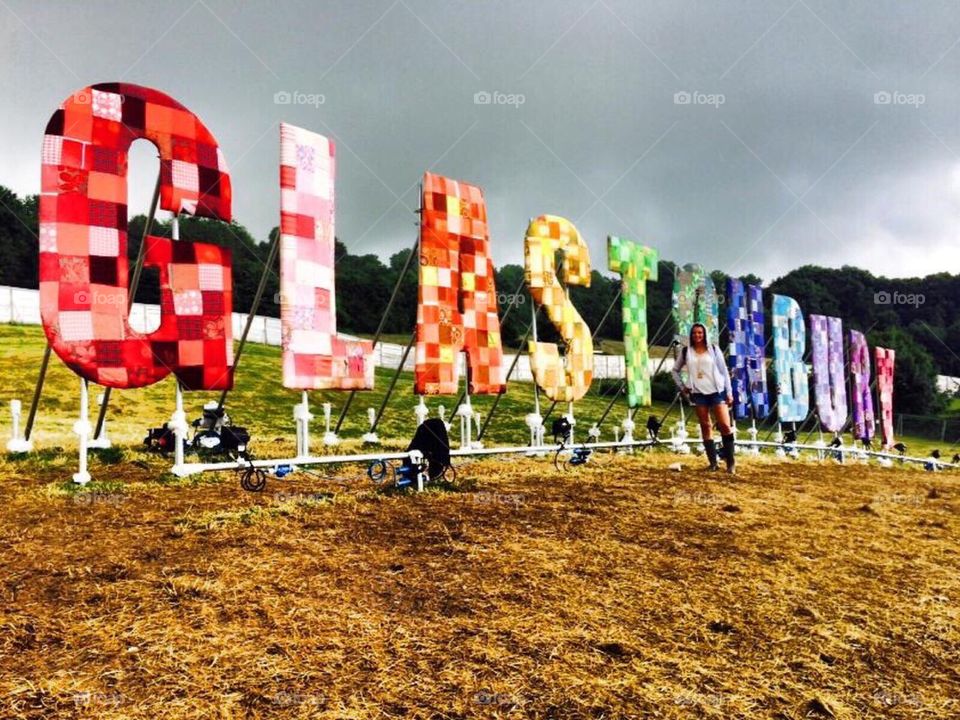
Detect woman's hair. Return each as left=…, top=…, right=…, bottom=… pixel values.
left=688, top=322, right=709, bottom=349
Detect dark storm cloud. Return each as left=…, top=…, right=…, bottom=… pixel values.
left=2, top=0, right=959, bottom=282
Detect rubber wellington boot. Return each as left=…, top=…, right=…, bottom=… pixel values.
left=721, top=433, right=736, bottom=474
left=703, top=439, right=719, bottom=471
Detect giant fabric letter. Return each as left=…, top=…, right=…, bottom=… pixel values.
left=772, top=294, right=808, bottom=422
left=608, top=237, right=658, bottom=407
left=810, top=315, right=847, bottom=432
left=672, top=264, right=719, bottom=345
left=525, top=216, right=593, bottom=402
left=415, top=173, right=504, bottom=395
left=875, top=347, right=896, bottom=447
left=726, top=278, right=770, bottom=420
left=279, top=123, right=373, bottom=390
left=39, top=83, right=234, bottom=389
left=849, top=330, right=874, bottom=441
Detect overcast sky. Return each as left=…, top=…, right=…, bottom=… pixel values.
left=2, top=0, right=959, bottom=284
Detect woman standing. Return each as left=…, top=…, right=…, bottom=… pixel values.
left=671, top=323, right=736, bottom=473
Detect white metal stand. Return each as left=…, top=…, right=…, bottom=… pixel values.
left=322, top=401, right=338, bottom=446
left=565, top=401, right=575, bottom=445
left=524, top=412, right=543, bottom=455
left=746, top=420, right=759, bottom=456
left=361, top=407, right=379, bottom=444
left=471, top=410, right=483, bottom=449
left=167, top=436, right=959, bottom=478
left=621, top=413, right=635, bottom=448
left=456, top=395, right=473, bottom=450
left=437, top=404, right=451, bottom=433
left=72, top=379, right=92, bottom=485
left=170, top=382, right=188, bottom=476
left=774, top=423, right=785, bottom=457
left=7, top=399, right=32, bottom=452
left=294, top=391, right=313, bottom=457
left=673, top=401, right=690, bottom=454
left=415, top=396, right=429, bottom=426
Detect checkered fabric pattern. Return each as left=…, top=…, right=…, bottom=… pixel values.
left=39, top=83, right=234, bottom=389
left=772, top=294, right=809, bottom=422
left=279, top=123, right=373, bottom=390
left=146, top=236, right=234, bottom=389
left=875, top=347, right=896, bottom=447
left=524, top=215, right=593, bottom=403
left=672, top=264, right=719, bottom=346
left=414, top=172, right=504, bottom=395
left=607, top=236, right=658, bottom=407
left=849, top=330, right=875, bottom=441
left=726, top=278, right=771, bottom=420
left=809, top=314, right=847, bottom=433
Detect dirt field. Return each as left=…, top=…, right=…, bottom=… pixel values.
left=0, top=448, right=957, bottom=719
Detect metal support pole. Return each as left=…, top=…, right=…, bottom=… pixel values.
left=369, top=330, right=417, bottom=434
left=92, top=177, right=163, bottom=440
left=217, top=227, right=282, bottom=412
left=335, top=234, right=420, bottom=433
left=23, top=345, right=51, bottom=442
left=450, top=275, right=528, bottom=419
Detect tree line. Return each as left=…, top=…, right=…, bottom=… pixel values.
left=2, top=185, right=956, bottom=414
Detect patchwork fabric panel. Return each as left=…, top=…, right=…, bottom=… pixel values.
left=279, top=123, right=373, bottom=390
left=607, top=236, right=658, bottom=407
left=809, top=315, right=848, bottom=433
left=414, top=172, right=504, bottom=395
left=772, top=294, right=809, bottom=423
left=525, top=215, right=593, bottom=403
left=726, top=278, right=770, bottom=420
left=144, top=237, right=234, bottom=389
left=849, top=329, right=875, bottom=441
left=672, top=264, right=719, bottom=346
left=39, top=83, right=234, bottom=389
left=875, top=347, right=896, bottom=447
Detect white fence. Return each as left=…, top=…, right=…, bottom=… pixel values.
left=0, top=285, right=646, bottom=380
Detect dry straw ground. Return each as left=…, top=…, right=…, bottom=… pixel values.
left=0, top=447, right=957, bottom=719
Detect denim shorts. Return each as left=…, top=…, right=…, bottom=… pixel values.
left=690, top=391, right=726, bottom=407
